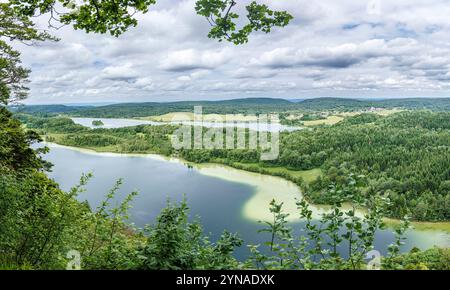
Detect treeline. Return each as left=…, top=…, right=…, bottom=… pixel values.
left=10, top=97, right=450, bottom=118
left=297, top=98, right=450, bottom=111
left=18, top=113, right=87, bottom=133
left=16, top=113, right=176, bottom=156
left=12, top=98, right=294, bottom=118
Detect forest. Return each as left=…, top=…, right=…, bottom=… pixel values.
left=11, top=97, right=450, bottom=118
left=179, top=111, right=450, bottom=221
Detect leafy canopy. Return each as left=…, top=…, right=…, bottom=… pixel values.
left=196, top=0, right=293, bottom=44
left=9, top=0, right=293, bottom=40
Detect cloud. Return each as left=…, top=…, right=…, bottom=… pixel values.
left=101, top=63, right=139, bottom=81
left=230, top=68, right=278, bottom=79
left=249, top=39, right=414, bottom=69
left=159, top=49, right=230, bottom=71
left=177, top=70, right=210, bottom=82
left=15, top=0, right=450, bottom=104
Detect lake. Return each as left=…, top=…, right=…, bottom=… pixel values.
left=43, top=143, right=449, bottom=260
left=71, top=117, right=302, bottom=132
left=71, top=117, right=163, bottom=129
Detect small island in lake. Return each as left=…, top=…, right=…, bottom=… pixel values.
left=92, top=120, right=104, bottom=127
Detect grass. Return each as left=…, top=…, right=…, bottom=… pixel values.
left=230, top=162, right=322, bottom=184
left=384, top=218, right=450, bottom=233
left=134, top=109, right=404, bottom=128
left=373, top=108, right=405, bottom=116
left=284, top=109, right=405, bottom=127
left=303, top=115, right=344, bottom=126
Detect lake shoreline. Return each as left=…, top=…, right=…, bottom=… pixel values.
left=41, top=141, right=450, bottom=234
left=69, top=116, right=303, bottom=132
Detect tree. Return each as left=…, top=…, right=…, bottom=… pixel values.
left=0, top=107, right=50, bottom=171
left=138, top=199, right=242, bottom=270
left=9, top=0, right=293, bottom=40
left=1, top=0, right=292, bottom=105
left=196, top=0, right=293, bottom=44
left=0, top=107, right=87, bottom=269
left=0, top=3, right=55, bottom=105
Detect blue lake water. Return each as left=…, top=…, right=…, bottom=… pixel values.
left=43, top=144, right=449, bottom=260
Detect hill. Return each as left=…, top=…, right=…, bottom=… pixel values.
left=10, top=97, right=450, bottom=118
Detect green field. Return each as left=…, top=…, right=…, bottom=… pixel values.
left=231, top=162, right=322, bottom=184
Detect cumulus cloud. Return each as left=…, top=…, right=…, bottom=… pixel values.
left=249, top=39, right=423, bottom=69
left=101, top=63, right=139, bottom=81
left=159, top=49, right=230, bottom=71
left=15, top=0, right=450, bottom=104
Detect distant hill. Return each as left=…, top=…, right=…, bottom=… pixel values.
left=297, top=98, right=365, bottom=109
left=374, top=98, right=450, bottom=110
left=69, top=98, right=295, bottom=118
left=9, top=104, right=87, bottom=115
left=10, top=97, right=450, bottom=117
left=294, top=97, right=450, bottom=111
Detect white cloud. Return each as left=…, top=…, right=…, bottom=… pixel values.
left=15, top=0, right=450, bottom=104
left=101, top=63, right=139, bottom=81
left=159, top=49, right=230, bottom=71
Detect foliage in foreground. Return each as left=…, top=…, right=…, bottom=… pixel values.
left=0, top=3, right=57, bottom=105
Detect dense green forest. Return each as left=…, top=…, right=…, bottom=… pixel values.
left=11, top=97, right=450, bottom=118
left=181, top=112, right=450, bottom=221
left=91, top=120, right=104, bottom=127
left=5, top=106, right=450, bottom=270
left=16, top=110, right=450, bottom=222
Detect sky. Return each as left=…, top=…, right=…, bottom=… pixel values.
left=16, top=0, right=450, bottom=104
